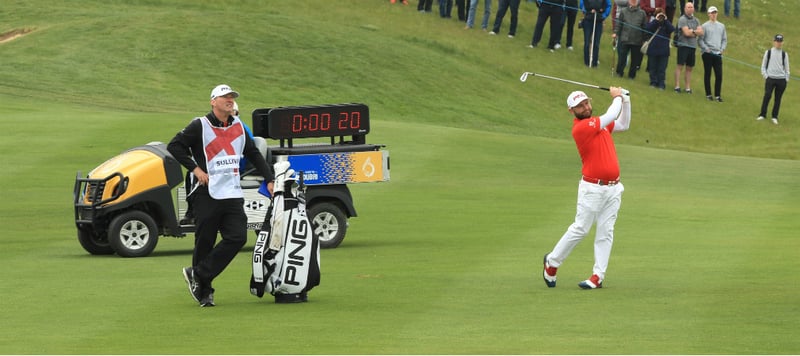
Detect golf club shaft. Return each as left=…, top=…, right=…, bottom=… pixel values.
left=520, top=72, right=609, bottom=91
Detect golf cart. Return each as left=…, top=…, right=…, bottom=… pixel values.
left=73, top=103, right=389, bottom=257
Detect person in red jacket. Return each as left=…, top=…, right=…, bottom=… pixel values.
left=543, top=86, right=632, bottom=290
left=639, top=0, right=665, bottom=21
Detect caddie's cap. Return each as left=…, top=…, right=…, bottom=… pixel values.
left=567, top=91, right=589, bottom=108
left=774, top=34, right=784, bottom=42
left=707, top=6, right=717, bottom=13
left=210, top=84, right=239, bottom=99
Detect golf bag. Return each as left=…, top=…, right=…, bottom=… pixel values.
left=250, top=161, right=320, bottom=303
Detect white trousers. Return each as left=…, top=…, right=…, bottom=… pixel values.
left=548, top=180, right=624, bottom=280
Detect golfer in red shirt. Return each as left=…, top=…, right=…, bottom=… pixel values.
left=543, top=86, right=631, bottom=289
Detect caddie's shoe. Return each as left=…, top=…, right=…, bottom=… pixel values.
left=182, top=267, right=202, bottom=302
left=199, top=290, right=215, bottom=307
left=578, top=274, right=603, bottom=289
left=542, top=254, right=557, bottom=288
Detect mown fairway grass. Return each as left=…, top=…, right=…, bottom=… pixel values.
left=1, top=0, right=798, bottom=354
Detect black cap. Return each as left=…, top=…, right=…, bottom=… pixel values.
left=774, top=34, right=784, bottom=42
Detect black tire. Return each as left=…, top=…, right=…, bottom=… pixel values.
left=307, top=202, right=348, bottom=249
left=77, top=227, right=114, bottom=255
left=108, top=211, right=159, bottom=257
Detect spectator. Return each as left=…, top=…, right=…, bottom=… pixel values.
left=673, top=1, right=703, bottom=93
left=638, top=0, right=664, bottom=75
left=677, top=0, right=706, bottom=15
left=664, top=0, right=676, bottom=22
left=530, top=0, right=566, bottom=51
left=612, top=0, right=647, bottom=79
left=695, top=0, right=706, bottom=12
left=757, top=34, right=791, bottom=125
left=723, top=0, right=739, bottom=19
left=439, top=0, right=453, bottom=18
left=611, top=0, right=628, bottom=28
left=556, top=0, right=580, bottom=50
left=698, top=6, right=727, bottom=102
left=418, top=0, right=434, bottom=12
left=645, top=8, right=674, bottom=89
left=639, top=0, right=665, bottom=21
left=456, top=0, right=469, bottom=21
left=580, top=0, right=612, bottom=67
left=466, top=0, right=493, bottom=30
left=490, top=0, right=521, bottom=38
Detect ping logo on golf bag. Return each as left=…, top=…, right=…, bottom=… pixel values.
left=253, top=231, right=268, bottom=265
left=283, top=217, right=310, bottom=286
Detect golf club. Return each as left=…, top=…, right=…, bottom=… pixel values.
left=589, top=12, right=597, bottom=67
left=611, top=37, right=617, bottom=77
left=520, top=72, right=631, bottom=96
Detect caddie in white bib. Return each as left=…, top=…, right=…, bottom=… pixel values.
left=199, top=117, right=246, bottom=199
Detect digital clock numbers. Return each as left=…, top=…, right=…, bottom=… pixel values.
left=265, top=103, right=370, bottom=140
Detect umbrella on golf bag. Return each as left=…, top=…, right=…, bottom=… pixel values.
left=250, top=161, right=320, bottom=303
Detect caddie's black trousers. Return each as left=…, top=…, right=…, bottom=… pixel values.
left=191, top=190, right=247, bottom=286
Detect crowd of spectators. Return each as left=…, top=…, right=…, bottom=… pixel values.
left=392, top=0, right=789, bottom=124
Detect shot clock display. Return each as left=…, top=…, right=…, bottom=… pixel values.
left=265, top=103, right=370, bottom=140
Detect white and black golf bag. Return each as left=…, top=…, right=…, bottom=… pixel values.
left=250, top=162, right=320, bottom=303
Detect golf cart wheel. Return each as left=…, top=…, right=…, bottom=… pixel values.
left=308, top=202, right=348, bottom=249
left=108, top=211, right=159, bottom=257
left=77, top=227, right=114, bottom=255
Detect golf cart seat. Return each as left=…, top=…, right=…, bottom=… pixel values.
left=253, top=136, right=268, bottom=161
left=241, top=136, right=269, bottom=189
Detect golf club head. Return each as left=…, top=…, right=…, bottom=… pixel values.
left=520, top=72, right=531, bottom=82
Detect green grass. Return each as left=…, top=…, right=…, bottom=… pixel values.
left=1, top=0, right=799, bottom=354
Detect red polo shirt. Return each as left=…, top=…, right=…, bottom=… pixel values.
left=572, top=116, right=620, bottom=181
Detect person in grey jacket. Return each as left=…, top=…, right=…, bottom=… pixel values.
left=612, top=0, right=647, bottom=79
left=698, top=6, right=727, bottom=102
left=757, top=34, right=791, bottom=125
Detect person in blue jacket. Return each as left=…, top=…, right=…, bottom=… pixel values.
left=580, top=0, right=612, bottom=67
left=645, top=8, right=674, bottom=89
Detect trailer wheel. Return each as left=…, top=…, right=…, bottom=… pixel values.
left=308, top=202, right=348, bottom=249
left=108, top=211, right=159, bottom=257
left=77, top=227, right=114, bottom=255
